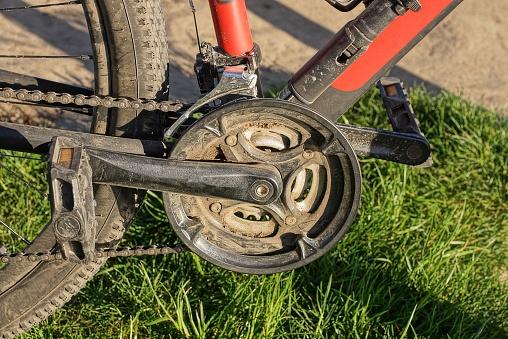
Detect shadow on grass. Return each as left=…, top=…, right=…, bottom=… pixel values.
left=289, top=253, right=506, bottom=338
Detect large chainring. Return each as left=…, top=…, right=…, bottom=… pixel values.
left=163, top=99, right=361, bottom=274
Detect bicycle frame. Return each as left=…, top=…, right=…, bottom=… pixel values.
left=208, top=0, right=463, bottom=121
left=0, top=0, right=464, bottom=158
left=0, top=0, right=460, bottom=208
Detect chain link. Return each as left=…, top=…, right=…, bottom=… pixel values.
left=0, top=87, right=188, bottom=263
left=0, top=87, right=184, bottom=112
left=0, top=244, right=189, bottom=264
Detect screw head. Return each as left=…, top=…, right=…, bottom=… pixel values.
left=255, top=184, right=269, bottom=197
left=225, top=135, right=238, bottom=147
left=285, top=216, right=297, bottom=226
left=55, top=215, right=81, bottom=238
left=209, top=202, right=222, bottom=213
left=302, top=150, right=314, bottom=159
left=250, top=180, right=274, bottom=202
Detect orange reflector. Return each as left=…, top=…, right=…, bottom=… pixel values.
left=58, top=148, right=74, bottom=168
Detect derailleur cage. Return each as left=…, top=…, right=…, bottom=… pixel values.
left=195, top=41, right=262, bottom=95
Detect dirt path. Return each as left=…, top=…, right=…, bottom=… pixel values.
left=165, top=0, right=508, bottom=114
left=0, top=0, right=506, bottom=127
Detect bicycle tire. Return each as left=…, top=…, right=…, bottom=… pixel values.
left=0, top=0, right=169, bottom=337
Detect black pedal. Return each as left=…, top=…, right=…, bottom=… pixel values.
left=48, top=137, right=97, bottom=264
left=377, top=77, right=422, bottom=134
left=377, top=77, right=432, bottom=167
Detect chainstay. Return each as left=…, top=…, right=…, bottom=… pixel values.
left=0, top=87, right=184, bottom=112
left=0, top=244, right=189, bottom=264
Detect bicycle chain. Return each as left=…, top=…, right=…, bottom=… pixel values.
left=0, top=87, right=189, bottom=263
left=0, top=244, right=189, bottom=264
left=0, top=87, right=184, bottom=112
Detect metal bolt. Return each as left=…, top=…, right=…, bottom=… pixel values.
left=285, top=216, right=297, bottom=226
left=225, top=135, right=238, bottom=147
left=302, top=150, right=314, bottom=159
left=255, top=184, right=269, bottom=197
left=209, top=202, right=222, bottom=213
left=55, top=215, right=81, bottom=238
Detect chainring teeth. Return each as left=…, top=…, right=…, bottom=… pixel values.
left=164, top=99, right=361, bottom=273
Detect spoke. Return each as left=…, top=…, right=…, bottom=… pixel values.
left=0, top=162, right=49, bottom=199
left=0, top=1, right=81, bottom=12
left=0, top=55, right=92, bottom=60
left=0, top=219, right=32, bottom=245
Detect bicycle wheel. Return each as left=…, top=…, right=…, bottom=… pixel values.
left=0, top=0, right=169, bottom=337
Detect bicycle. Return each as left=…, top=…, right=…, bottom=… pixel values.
left=0, top=0, right=475, bottom=337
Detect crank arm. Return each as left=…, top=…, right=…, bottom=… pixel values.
left=84, top=147, right=283, bottom=205
left=337, top=123, right=432, bottom=167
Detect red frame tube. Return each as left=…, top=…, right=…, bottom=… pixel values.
left=208, top=0, right=254, bottom=57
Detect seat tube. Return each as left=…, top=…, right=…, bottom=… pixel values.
left=208, top=0, right=254, bottom=56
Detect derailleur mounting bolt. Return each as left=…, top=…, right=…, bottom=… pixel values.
left=225, top=135, right=238, bottom=146
left=285, top=216, right=297, bottom=226
left=209, top=202, right=222, bottom=213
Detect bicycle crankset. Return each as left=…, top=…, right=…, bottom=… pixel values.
left=163, top=99, right=362, bottom=274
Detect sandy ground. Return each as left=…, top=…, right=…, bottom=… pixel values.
left=0, top=0, right=506, bottom=128
left=165, top=0, right=508, bottom=114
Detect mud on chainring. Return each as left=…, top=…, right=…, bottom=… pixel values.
left=163, top=99, right=361, bottom=274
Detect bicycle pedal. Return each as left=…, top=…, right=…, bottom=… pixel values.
left=377, top=77, right=433, bottom=167
left=377, top=77, right=422, bottom=134
left=48, top=136, right=97, bottom=264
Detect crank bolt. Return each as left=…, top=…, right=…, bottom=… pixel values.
left=302, top=150, right=314, bottom=159
left=225, top=135, right=238, bottom=146
left=209, top=202, right=222, bottom=213
left=285, top=216, right=297, bottom=226
left=255, top=184, right=269, bottom=197
left=250, top=180, right=274, bottom=202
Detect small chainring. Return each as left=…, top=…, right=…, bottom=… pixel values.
left=163, top=99, right=362, bottom=274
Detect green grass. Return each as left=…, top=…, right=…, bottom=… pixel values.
left=2, top=85, right=508, bottom=338
left=0, top=153, right=49, bottom=254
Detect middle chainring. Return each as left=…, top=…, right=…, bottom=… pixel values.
left=163, top=99, right=361, bottom=274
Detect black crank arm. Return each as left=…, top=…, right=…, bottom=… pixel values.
left=337, top=123, right=432, bottom=166
left=85, top=147, right=283, bottom=205
left=1, top=121, right=431, bottom=167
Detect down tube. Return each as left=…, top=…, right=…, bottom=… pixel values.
left=284, top=0, right=464, bottom=121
